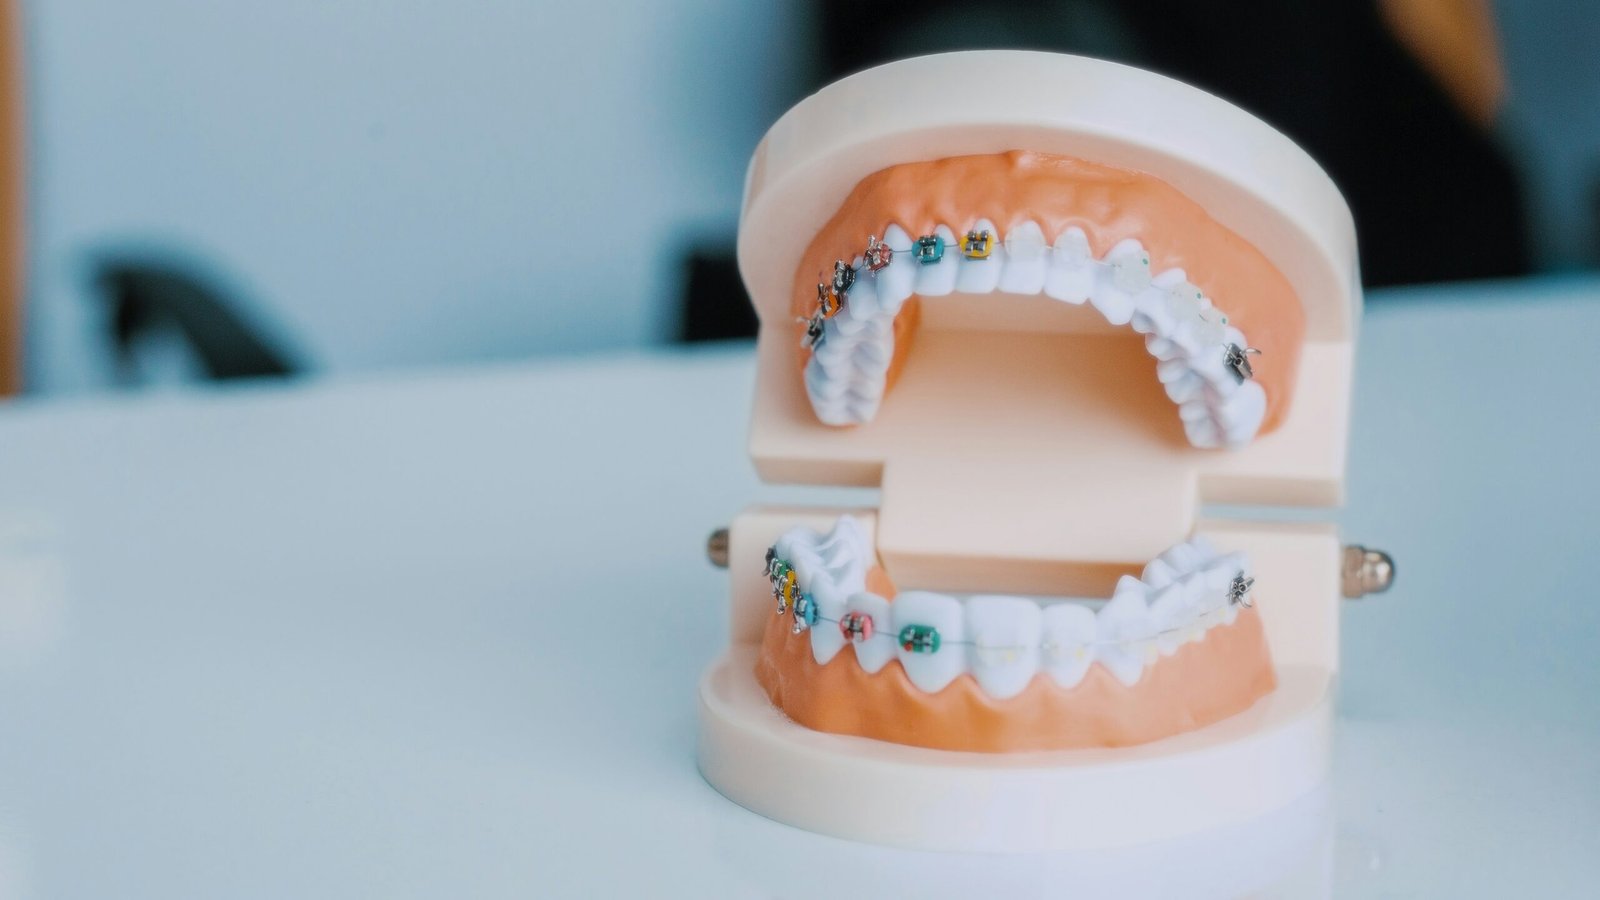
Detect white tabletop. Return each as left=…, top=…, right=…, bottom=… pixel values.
left=0, top=278, right=1597, bottom=898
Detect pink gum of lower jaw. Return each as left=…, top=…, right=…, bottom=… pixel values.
left=790, top=150, right=1306, bottom=437
left=755, top=565, right=1277, bottom=752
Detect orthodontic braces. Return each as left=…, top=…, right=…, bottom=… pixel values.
left=765, top=546, right=1257, bottom=654
left=799, top=231, right=1263, bottom=377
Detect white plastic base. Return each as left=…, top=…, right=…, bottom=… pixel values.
left=697, top=649, right=1333, bottom=853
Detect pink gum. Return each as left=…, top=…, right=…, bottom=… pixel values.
left=790, top=150, right=1306, bottom=436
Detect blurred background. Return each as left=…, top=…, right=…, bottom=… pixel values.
left=0, top=0, right=1596, bottom=396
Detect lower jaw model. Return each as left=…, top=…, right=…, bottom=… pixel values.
left=755, top=516, right=1275, bottom=753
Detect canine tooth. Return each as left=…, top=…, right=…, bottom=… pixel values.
left=804, top=358, right=851, bottom=402
left=965, top=596, right=1041, bottom=700
left=953, top=219, right=1003, bottom=294
left=1141, top=557, right=1179, bottom=588
left=1096, top=575, right=1153, bottom=686
left=845, top=592, right=895, bottom=673
left=998, top=221, right=1048, bottom=294
left=912, top=225, right=960, bottom=296
left=842, top=263, right=880, bottom=320
left=1093, top=240, right=1149, bottom=325
left=1044, top=227, right=1094, bottom=303
left=1041, top=603, right=1097, bottom=689
left=876, top=224, right=916, bottom=314
left=892, top=591, right=966, bottom=693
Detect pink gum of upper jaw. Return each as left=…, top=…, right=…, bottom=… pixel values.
left=790, top=150, right=1306, bottom=437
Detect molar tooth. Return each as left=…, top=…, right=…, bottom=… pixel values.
left=892, top=591, right=966, bottom=693
left=997, top=221, right=1048, bottom=294
left=1183, top=415, right=1222, bottom=448
left=911, top=225, right=960, bottom=296
left=1146, top=333, right=1183, bottom=361
left=804, top=358, right=851, bottom=402
left=1041, top=603, right=1097, bottom=689
left=954, top=219, right=1003, bottom=294
left=875, top=224, right=916, bottom=314
left=1096, top=576, right=1154, bottom=686
left=965, top=596, right=1041, bottom=700
left=845, top=592, right=895, bottom=673
left=1044, top=227, right=1094, bottom=303
left=1164, top=370, right=1204, bottom=404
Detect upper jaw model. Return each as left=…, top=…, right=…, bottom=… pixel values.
left=700, top=50, right=1370, bottom=853
left=790, top=150, right=1303, bottom=450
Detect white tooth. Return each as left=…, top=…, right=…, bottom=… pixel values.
left=1220, top=380, right=1266, bottom=447
left=1041, top=603, right=1097, bottom=689
left=1093, top=240, right=1149, bottom=325
left=1188, top=534, right=1218, bottom=560
left=954, top=219, right=1003, bottom=294
left=1133, top=269, right=1187, bottom=334
left=1157, top=358, right=1203, bottom=403
left=876, top=224, right=915, bottom=314
left=1044, top=227, right=1095, bottom=303
left=842, top=263, right=880, bottom=320
left=846, top=393, right=882, bottom=423
left=1141, top=558, right=1179, bottom=588
left=844, top=592, right=895, bottom=673
left=1194, top=310, right=1229, bottom=347
left=1096, top=576, right=1153, bottom=686
left=892, top=591, right=966, bottom=693
left=1161, top=541, right=1205, bottom=575
left=804, top=358, right=850, bottom=401
left=1166, top=373, right=1203, bottom=404
left=965, top=596, right=1041, bottom=700
left=1184, top=415, right=1222, bottom=448
left=1162, top=281, right=1205, bottom=330
left=808, top=583, right=849, bottom=664
left=1147, top=582, right=1189, bottom=655
left=829, top=313, right=869, bottom=338
left=1146, top=333, right=1183, bottom=361
left=911, top=224, right=960, bottom=296
left=998, top=221, right=1047, bottom=294
left=1178, top=398, right=1210, bottom=424
left=854, top=336, right=892, bottom=369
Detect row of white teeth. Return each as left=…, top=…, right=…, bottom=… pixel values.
left=774, top=516, right=1253, bottom=699
left=804, top=221, right=1268, bottom=449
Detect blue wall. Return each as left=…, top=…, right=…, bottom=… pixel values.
left=21, top=0, right=805, bottom=391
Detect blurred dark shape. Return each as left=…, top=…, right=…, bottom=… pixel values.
left=678, top=244, right=758, bottom=342
left=94, top=259, right=300, bottom=383
left=678, top=0, right=1534, bottom=341
left=815, top=0, right=1530, bottom=287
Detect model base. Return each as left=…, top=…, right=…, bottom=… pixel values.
left=697, top=648, right=1332, bottom=852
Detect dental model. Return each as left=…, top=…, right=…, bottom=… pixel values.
left=698, top=51, right=1386, bottom=852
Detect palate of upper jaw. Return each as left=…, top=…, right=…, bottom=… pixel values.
left=777, top=517, right=1255, bottom=698
left=805, top=221, right=1267, bottom=449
